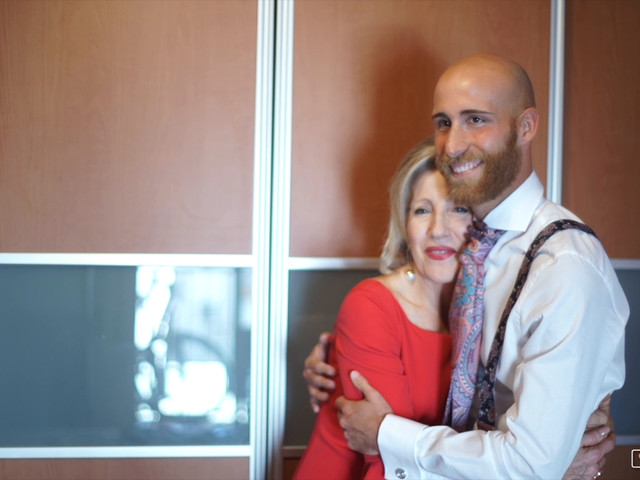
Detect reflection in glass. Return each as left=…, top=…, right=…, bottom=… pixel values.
left=0, top=264, right=251, bottom=448
left=133, top=267, right=251, bottom=445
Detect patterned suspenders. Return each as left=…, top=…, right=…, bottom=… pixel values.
left=476, top=219, right=598, bottom=430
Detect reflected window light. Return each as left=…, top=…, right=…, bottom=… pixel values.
left=136, top=403, right=161, bottom=424
left=134, top=360, right=156, bottom=401
left=0, top=262, right=251, bottom=448
left=133, top=266, right=251, bottom=443
left=135, top=266, right=175, bottom=350
left=159, top=361, right=228, bottom=417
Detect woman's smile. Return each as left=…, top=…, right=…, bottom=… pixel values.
left=425, top=246, right=457, bottom=261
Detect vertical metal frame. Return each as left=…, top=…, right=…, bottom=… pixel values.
left=268, top=0, right=295, bottom=479
left=252, top=0, right=294, bottom=478
left=251, top=1, right=275, bottom=478
left=547, top=0, right=566, bottom=204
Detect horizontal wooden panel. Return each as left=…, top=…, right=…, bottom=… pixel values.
left=563, top=0, right=640, bottom=258
left=283, top=446, right=640, bottom=480
left=0, top=0, right=257, bottom=254
left=0, top=457, right=248, bottom=480
left=290, top=0, right=550, bottom=257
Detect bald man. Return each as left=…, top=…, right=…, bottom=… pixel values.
left=307, top=54, right=628, bottom=479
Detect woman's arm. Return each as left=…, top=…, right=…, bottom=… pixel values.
left=333, top=282, right=415, bottom=418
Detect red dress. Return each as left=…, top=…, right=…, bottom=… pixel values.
left=294, top=279, right=452, bottom=480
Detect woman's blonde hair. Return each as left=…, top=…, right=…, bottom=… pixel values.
left=379, top=137, right=437, bottom=273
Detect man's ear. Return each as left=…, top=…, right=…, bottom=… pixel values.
left=517, top=107, right=539, bottom=144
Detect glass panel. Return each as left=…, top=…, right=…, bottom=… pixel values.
left=611, top=269, right=640, bottom=435
left=285, top=269, right=376, bottom=445
left=0, top=264, right=251, bottom=447
left=284, top=267, right=640, bottom=444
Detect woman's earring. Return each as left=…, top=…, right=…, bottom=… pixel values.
left=405, top=245, right=415, bottom=281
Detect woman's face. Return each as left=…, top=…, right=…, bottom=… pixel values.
left=406, top=169, right=472, bottom=285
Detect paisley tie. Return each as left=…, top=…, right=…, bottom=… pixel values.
left=443, top=220, right=505, bottom=432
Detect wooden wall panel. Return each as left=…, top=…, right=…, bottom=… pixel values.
left=0, top=457, right=248, bottom=480
left=564, top=0, right=640, bottom=258
left=284, top=445, right=636, bottom=480
left=0, top=0, right=256, bottom=254
left=290, top=0, right=550, bottom=258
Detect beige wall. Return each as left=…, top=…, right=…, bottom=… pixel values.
left=290, top=0, right=551, bottom=258
left=0, top=0, right=256, bottom=477
left=0, top=458, right=248, bottom=480
left=0, top=0, right=256, bottom=254
left=288, top=0, right=640, bottom=260
left=563, top=0, right=640, bottom=258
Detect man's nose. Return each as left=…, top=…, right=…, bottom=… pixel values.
left=442, top=125, right=469, bottom=159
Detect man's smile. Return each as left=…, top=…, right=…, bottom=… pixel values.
left=450, top=159, right=483, bottom=175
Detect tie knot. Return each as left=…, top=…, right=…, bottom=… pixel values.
left=466, top=220, right=505, bottom=259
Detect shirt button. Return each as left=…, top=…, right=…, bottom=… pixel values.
left=395, top=468, right=407, bottom=479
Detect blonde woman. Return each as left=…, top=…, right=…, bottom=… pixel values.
left=295, top=138, right=470, bottom=479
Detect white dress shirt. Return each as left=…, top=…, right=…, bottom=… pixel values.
left=379, top=172, right=628, bottom=479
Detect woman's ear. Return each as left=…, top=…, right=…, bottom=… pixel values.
left=517, top=107, right=539, bottom=144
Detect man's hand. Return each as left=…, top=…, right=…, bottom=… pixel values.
left=563, top=395, right=616, bottom=480
left=336, top=371, right=393, bottom=456
left=303, top=332, right=336, bottom=413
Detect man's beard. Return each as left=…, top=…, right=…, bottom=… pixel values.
left=437, top=128, right=521, bottom=206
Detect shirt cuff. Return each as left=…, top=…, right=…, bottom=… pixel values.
left=379, top=414, right=427, bottom=479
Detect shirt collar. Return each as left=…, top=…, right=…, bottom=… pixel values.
left=482, top=172, right=544, bottom=232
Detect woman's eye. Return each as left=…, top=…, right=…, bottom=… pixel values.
left=414, top=208, right=430, bottom=215
left=454, top=206, right=471, bottom=214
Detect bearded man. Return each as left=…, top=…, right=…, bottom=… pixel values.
left=305, top=54, right=628, bottom=479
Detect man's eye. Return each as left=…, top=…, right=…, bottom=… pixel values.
left=434, top=119, right=450, bottom=130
